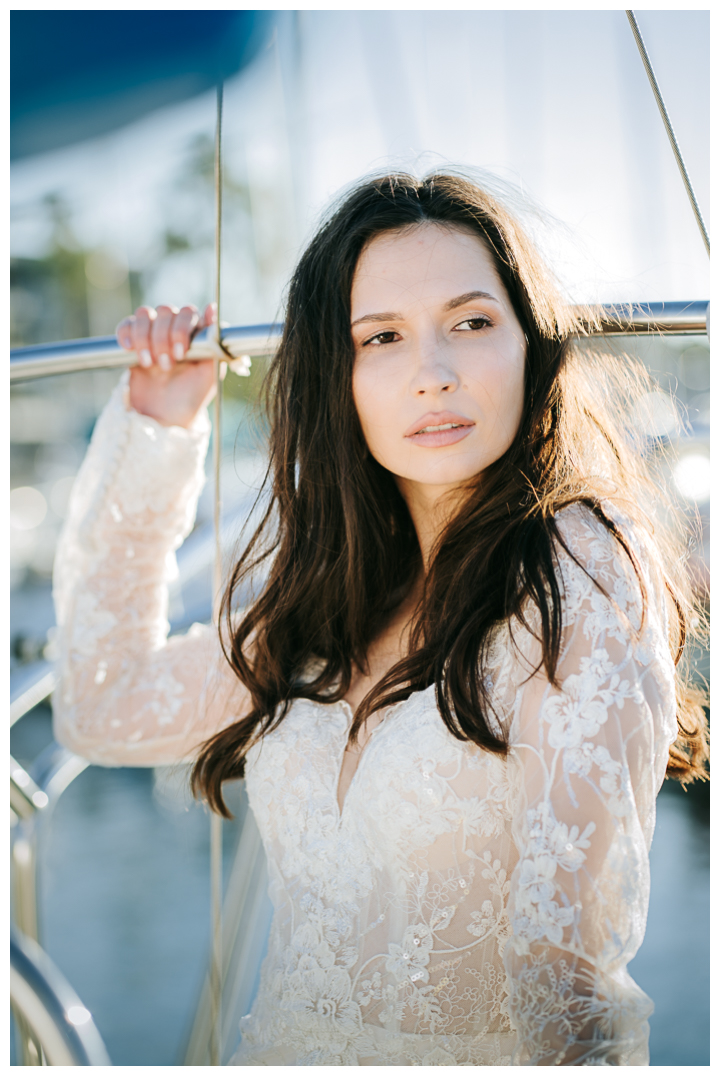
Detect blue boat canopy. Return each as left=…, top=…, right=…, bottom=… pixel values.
left=11, top=10, right=274, bottom=159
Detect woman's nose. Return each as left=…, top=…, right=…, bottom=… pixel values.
left=409, top=341, right=459, bottom=395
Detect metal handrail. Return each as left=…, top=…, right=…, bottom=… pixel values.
left=9, top=301, right=709, bottom=382
left=10, top=322, right=282, bottom=381
left=11, top=926, right=112, bottom=1065
left=11, top=744, right=90, bottom=945
left=11, top=756, right=49, bottom=819
left=11, top=668, right=56, bottom=727
left=590, top=299, right=708, bottom=336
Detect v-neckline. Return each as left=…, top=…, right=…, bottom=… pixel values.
left=293, top=686, right=435, bottom=821
left=334, top=698, right=376, bottom=821
left=334, top=699, right=397, bottom=816
left=331, top=685, right=434, bottom=820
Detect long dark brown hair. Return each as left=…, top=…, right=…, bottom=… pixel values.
left=192, top=171, right=708, bottom=816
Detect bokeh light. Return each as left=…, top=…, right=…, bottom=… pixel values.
left=673, top=453, right=711, bottom=504
left=10, top=485, right=47, bottom=530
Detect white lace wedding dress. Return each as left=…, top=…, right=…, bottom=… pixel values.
left=53, top=377, right=677, bottom=1066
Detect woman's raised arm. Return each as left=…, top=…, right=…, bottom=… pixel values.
left=52, top=305, right=250, bottom=767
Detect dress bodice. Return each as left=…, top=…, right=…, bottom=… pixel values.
left=52, top=378, right=677, bottom=1065
left=236, top=686, right=518, bottom=1065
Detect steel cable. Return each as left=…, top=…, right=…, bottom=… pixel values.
left=625, top=10, right=710, bottom=258
left=210, top=81, right=224, bottom=1067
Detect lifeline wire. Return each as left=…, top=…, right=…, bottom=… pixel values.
left=625, top=10, right=710, bottom=258
left=210, top=81, right=224, bottom=1068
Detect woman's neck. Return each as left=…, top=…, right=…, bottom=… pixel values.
left=396, top=477, right=467, bottom=570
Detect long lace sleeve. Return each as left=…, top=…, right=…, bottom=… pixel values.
left=52, top=374, right=249, bottom=767
left=503, top=506, right=677, bottom=1065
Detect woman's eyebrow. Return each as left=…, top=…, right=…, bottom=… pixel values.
left=351, top=311, right=400, bottom=328
left=444, top=290, right=499, bottom=311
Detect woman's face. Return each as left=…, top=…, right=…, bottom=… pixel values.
left=351, top=223, right=526, bottom=504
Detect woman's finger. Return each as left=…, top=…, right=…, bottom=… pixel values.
left=201, top=301, right=217, bottom=329
left=133, top=307, right=156, bottom=368
left=171, top=305, right=200, bottom=360
left=116, top=316, right=135, bottom=352
left=151, top=305, right=179, bottom=370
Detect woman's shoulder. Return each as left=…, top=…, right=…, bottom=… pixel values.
left=553, top=499, right=657, bottom=576
left=554, top=497, right=649, bottom=550
left=550, top=499, right=665, bottom=632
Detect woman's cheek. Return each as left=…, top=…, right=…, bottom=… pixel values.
left=352, top=372, right=381, bottom=458
left=361, top=407, right=395, bottom=466
left=354, top=364, right=392, bottom=429
left=478, top=351, right=524, bottom=433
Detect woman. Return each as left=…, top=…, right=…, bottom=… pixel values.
left=53, top=172, right=707, bottom=1066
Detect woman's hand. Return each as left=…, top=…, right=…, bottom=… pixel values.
left=116, top=303, right=217, bottom=429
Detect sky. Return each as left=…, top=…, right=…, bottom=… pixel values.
left=10, top=8, right=710, bottom=324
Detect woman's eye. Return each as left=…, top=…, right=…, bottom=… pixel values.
left=454, top=315, right=492, bottom=332
left=363, top=330, right=399, bottom=346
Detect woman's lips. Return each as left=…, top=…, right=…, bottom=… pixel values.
left=404, top=413, right=475, bottom=448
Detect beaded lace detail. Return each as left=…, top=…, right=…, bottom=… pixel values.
left=53, top=381, right=677, bottom=1065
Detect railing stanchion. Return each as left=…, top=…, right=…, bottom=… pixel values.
left=209, top=78, right=225, bottom=1069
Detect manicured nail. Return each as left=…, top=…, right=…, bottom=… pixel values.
left=159, top=353, right=171, bottom=371
left=172, top=342, right=184, bottom=360
left=140, top=349, right=152, bottom=368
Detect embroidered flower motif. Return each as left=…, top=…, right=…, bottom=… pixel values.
left=467, top=900, right=497, bottom=939
left=356, top=972, right=383, bottom=1006
left=458, top=793, right=508, bottom=839
left=283, top=959, right=363, bottom=1036
left=386, top=924, right=433, bottom=983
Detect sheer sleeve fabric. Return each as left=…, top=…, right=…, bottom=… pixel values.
left=52, top=374, right=249, bottom=766
left=503, top=506, right=677, bottom=1065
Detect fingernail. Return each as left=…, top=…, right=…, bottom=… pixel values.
left=173, top=342, right=184, bottom=360
left=159, top=353, right=171, bottom=371
left=140, top=349, right=152, bottom=368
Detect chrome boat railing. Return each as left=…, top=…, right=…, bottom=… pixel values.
left=10, top=322, right=282, bottom=381
left=11, top=704, right=91, bottom=1065
left=9, top=301, right=709, bottom=382
left=11, top=927, right=112, bottom=1065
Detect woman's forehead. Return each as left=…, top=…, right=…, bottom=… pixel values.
left=352, top=223, right=504, bottom=310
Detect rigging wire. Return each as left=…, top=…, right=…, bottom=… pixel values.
left=625, top=10, right=710, bottom=258
left=210, top=81, right=224, bottom=1067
